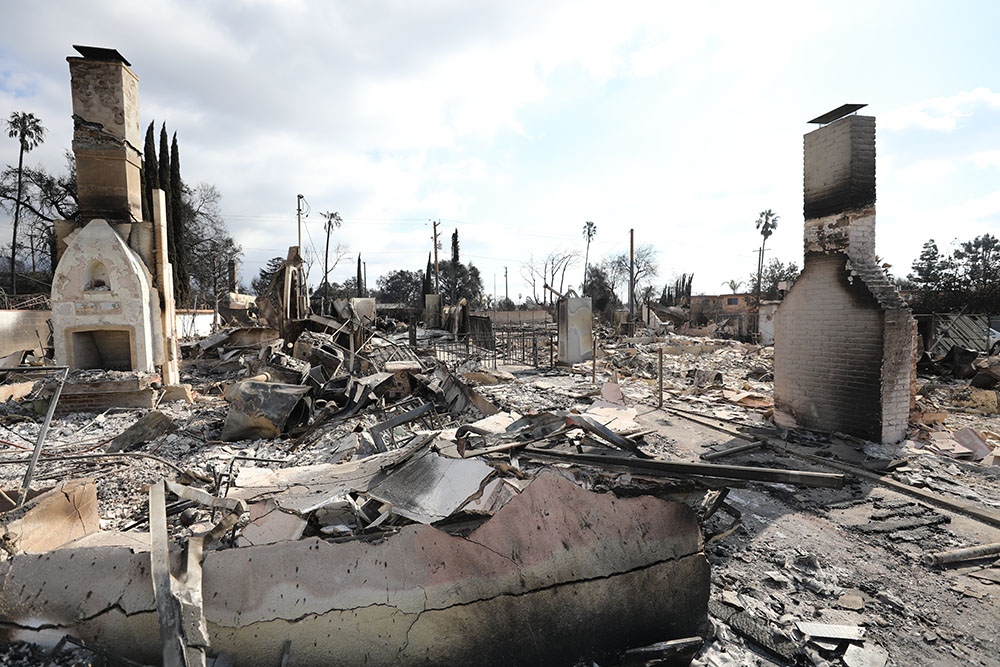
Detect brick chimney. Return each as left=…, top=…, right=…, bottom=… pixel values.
left=67, top=46, right=143, bottom=226
left=802, top=115, right=876, bottom=262
left=773, top=109, right=914, bottom=444
left=51, top=46, right=179, bottom=385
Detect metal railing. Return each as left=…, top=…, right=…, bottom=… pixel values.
left=495, top=328, right=556, bottom=368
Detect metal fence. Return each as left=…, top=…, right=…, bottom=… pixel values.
left=425, top=328, right=557, bottom=370
left=495, top=328, right=556, bottom=368
left=428, top=331, right=498, bottom=369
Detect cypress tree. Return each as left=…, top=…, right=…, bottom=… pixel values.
left=356, top=254, right=364, bottom=297
left=158, top=124, right=176, bottom=276
left=423, top=253, right=433, bottom=295
left=170, top=133, right=189, bottom=304
left=143, top=122, right=158, bottom=217
left=450, top=229, right=459, bottom=304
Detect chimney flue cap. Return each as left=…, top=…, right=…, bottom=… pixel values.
left=71, top=45, right=131, bottom=66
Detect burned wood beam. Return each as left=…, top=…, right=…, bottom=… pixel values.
left=521, top=447, right=845, bottom=488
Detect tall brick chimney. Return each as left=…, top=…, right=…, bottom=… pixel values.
left=51, top=46, right=179, bottom=385
left=773, top=109, right=914, bottom=444
left=67, top=46, right=143, bottom=226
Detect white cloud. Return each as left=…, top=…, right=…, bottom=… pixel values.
left=881, top=88, right=1000, bottom=132
left=971, top=149, right=1000, bottom=169
left=0, top=1, right=996, bottom=299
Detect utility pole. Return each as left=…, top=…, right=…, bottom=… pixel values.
left=296, top=194, right=304, bottom=249
left=363, top=262, right=367, bottom=296
left=504, top=266, right=509, bottom=305
left=629, top=228, right=635, bottom=320
left=431, top=220, right=440, bottom=293
left=493, top=274, right=497, bottom=311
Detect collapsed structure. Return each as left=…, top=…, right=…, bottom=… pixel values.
left=1, top=52, right=999, bottom=667
left=774, top=107, right=915, bottom=443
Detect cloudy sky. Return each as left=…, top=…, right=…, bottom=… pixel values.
left=1, top=0, right=998, bottom=301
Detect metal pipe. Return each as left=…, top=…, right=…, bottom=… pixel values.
left=923, top=542, right=1000, bottom=567
left=17, top=367, right=68, bottom=506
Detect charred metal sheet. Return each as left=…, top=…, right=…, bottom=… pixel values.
left=228, top=436, right=430, bottom=515
left=364, top=448, right=494, bottom=524
left=220, top=381, right=310, bottom=441
left=0, top=474, right=708, bottom=666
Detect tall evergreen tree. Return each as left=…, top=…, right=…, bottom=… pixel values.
left=450, top=229, right=459, bottom=304
left=423, top=253, right=433, bottom=295
left=158, top=124, right=175, bottom=273
left=170, top=133, right=189, bottom=304
left=908, top=240, right=943, bottom=289
left=143, top=122, right=158, bottom=217
left=356, top=254, right=364, bottom=297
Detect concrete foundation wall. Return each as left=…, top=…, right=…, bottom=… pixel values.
left=0, top=310, right=50, bottom=356
left=774, top=254, right=885, bottom=441
left=0, top=475, right=708, bottom=666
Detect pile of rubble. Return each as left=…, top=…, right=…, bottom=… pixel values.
left=2, top=317, right=1000, bottom=666
left=0, top=315, right=844, bottom=667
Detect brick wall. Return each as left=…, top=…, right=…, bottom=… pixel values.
left=774, top=254, right=885, bottom=441
left=804, top=115, right=876, bottom=220
left=55, top=389, right=155, bottom=416
left=803, top=209, right=876, bottom=262
left=880, top=311, right=915, bottom=443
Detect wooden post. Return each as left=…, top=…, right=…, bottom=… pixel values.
left=658, top=347, right=663, bottom=408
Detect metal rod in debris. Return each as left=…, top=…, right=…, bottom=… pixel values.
left=923, top=542, right=1000, bottom=567
left=17, top=366, right=69, bottom=507
left=658, top=347, right=664, bottom=408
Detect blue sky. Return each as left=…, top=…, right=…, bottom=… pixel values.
left=1, top=0, right=998, bottom=301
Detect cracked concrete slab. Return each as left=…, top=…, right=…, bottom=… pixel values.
left=0, top=478, right=99, bottom=554
left=0, top=474, right=708, bottom=665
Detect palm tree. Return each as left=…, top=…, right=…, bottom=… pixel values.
left=5, top=112, right=46, bottom=294
left=754, top=209, right=779, bottom=301
left=581, top=221, right=597, bottom=294
left=723, top=279, right=743, bottom=294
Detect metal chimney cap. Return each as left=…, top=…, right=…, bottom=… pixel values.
left=807, top=104, right=867, bottom=125
left=71, top=45, right=131, bottom=67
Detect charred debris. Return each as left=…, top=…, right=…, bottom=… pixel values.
left=0, top=51, right=999, bottom=667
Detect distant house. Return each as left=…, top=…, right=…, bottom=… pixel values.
left=691, top=293, right=755, bottom=322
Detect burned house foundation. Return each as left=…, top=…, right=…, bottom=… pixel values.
left=0, top=475, right=708, bottom=666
